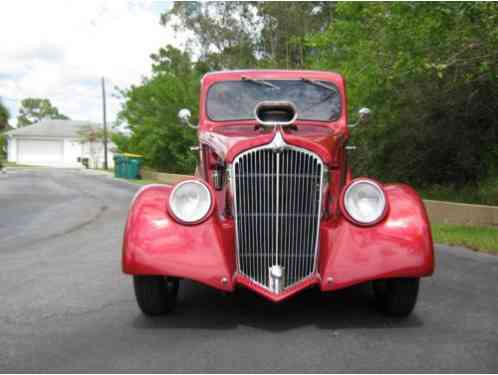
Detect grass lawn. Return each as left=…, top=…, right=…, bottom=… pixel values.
left=432, top=224, right=498, bottom=254
left=118, top=178, right=159, bottom=186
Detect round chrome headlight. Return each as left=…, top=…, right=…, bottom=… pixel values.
left=169, top=180, right=212, bottom=224
left=343, top=180, right=387, bottom=225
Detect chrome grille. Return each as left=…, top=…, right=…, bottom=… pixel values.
left=232, top=134, right=323, bottom=293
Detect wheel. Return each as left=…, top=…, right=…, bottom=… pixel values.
left=373, top=277, right=419, bottom=317
left=133, top=276, right=179, bottom=316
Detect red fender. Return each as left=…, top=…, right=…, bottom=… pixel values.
left=122, top=184, right=235, bottom=291
left=319, top=183, right=434, bottom=291
left=122, top=183, right=434, bottom=300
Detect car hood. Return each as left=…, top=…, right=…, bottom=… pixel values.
left=199, top=124, right=346, bottom=167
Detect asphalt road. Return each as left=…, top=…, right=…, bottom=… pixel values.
left=1, top=168, right=497, bottom=372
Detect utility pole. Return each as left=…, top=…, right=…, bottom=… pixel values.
left=101, top=77, right=108, bottom=170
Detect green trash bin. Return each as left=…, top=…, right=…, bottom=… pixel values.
left=123, top=153, right=143, bottom=179
left=120, top=159, right=127, bottom=178
left=113, top=154, right=125, bottom=178
left=126, top=159, right=139, bottom=179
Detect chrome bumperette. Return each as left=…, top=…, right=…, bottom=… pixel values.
left=231, top=132, right=324, bottom=293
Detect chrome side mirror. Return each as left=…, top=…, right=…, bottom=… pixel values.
left=178, top=108, right=197, bottom=129
left=348, top=107, right=371, bottom=128
left=358, top=107, right=371, bottom=123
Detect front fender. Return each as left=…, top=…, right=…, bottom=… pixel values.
left=319, top=183, right=434, bottom=291
left=122, top=184, right=235, bottom=291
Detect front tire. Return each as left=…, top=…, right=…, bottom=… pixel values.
left=373, top=277, right=419, bottom=317
left=133, top=276, right=179, bottom=316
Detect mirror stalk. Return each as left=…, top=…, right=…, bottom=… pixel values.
left=178, top=108, right=198, bottom=129
left=348, top=107, right=371, bottom=128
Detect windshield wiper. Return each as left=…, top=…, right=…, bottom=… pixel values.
left=241, top=76, right=280, bottom=90
left=301, top=77, right=337, bottom=92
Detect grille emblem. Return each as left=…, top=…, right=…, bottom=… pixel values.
left=268, top=131, right=287, bottom=153
left=269, top=264, right=285, bottom=293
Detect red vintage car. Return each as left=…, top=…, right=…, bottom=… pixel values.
left=122, top=70, right=434, bottom=317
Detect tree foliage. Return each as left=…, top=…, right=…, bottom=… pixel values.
left=0, top=99, right=10, bottom=160
left=122, top=2, right=498, bottom=189
left=119, top=46, right=199, bottom=174
left=17, top=98, right=69, bottom=127
left=308, top=2, right=498, bottom=186
left=162, top=2, right=335, bottom=69
left=110, top=131, right=131, bottom=154
left=77, top=125, right=107, bottom=168
left=254, top=2, right=335, bottom=68
left=0, top=99, right=10, bottom=131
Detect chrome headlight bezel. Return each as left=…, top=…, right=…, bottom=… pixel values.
left=168, top=179, right=213, bottom=225
left=340, top=179, right=388, bottom=226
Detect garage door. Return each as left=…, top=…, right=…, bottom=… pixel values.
left=17, top=139, right=64, bottom=165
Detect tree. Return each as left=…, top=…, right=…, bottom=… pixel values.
left=161, top=2, right=335, bottom=70
left=0, top=99, right=10, bottom=131
left=0, top=99, right=11, bottom=161
left=17, top=98, right=69, bottom=127
left=308, top=2, right=498, bottom=186
left=77, top=125, right=109, bottom=169
left=162, top=2, right=257, bottom=68
left=111, top=131, right=131, bottom=154
left=254, top=2, right=335, bottom=68
left=118, top=46, right=199, bottom=174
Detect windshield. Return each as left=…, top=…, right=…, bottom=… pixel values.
left=206, top=80, right=341, bottom=122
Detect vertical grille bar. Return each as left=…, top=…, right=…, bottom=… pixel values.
left=233, top=141, right=323, bottom=292
left=257, top=151, right=261, bottom=284
left=290, top=152, right=297, bottom=285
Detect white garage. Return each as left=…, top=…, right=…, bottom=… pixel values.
left=17, top=139, right=64, bottom=165
left=6, top=119, right=115, bottom=168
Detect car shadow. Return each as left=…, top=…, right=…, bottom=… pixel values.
left=132, top=280, right=423, bottom=332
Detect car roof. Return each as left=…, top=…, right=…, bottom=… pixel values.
left=201, top=69, right=344, bottom=86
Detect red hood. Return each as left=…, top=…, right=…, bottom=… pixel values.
left=199, top=122, right=347, bottom=167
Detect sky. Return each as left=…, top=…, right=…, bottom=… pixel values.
left=0, top=0, right=191, bottom=127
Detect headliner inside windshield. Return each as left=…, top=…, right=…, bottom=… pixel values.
left=206, top=80, right=341, bottom=122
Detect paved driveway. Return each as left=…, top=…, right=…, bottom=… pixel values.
left=1, top=168, right=497, bottom=372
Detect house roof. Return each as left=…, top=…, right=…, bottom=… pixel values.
left=5, top=119, right=104, bottom=138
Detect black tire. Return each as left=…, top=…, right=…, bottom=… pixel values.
left=373, top=277, right=419, bottom=317
left=133, top=276, right=179, bottom=316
